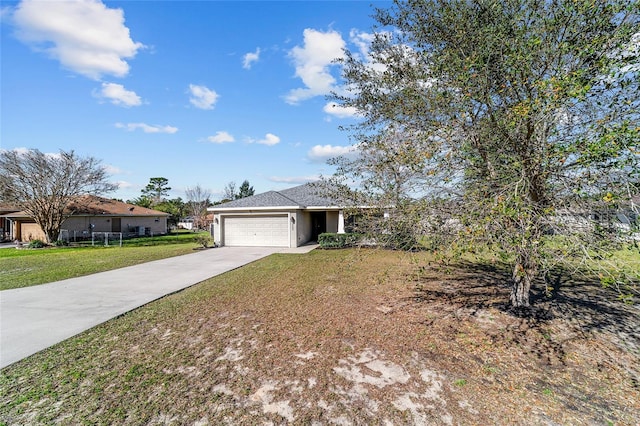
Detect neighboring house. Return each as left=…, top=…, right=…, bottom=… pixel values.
left=208, top=183, right=348, bottom=248
left=177, top=214, right=214, bottom=231
left=177, top=217, right=196, bottom=230
left=3, top=195, right=170, bottom=242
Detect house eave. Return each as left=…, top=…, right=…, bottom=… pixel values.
left=209, top=205, right=302, bottom=212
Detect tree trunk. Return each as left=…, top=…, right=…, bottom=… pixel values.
left=43, top=227, right=58, bottom=244
left=510, top=260, right=536, bottom=308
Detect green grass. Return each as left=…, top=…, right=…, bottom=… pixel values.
left=0, top=232, right=211, bottom=290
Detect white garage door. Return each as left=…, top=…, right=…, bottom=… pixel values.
left=223, top=215, right=289, bottom=247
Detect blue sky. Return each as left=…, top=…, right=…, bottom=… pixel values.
left=1, top=0, right=386, bottom=201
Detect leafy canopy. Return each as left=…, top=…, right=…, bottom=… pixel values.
left=330, top=0, right=639, bottom=308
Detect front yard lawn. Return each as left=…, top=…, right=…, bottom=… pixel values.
left=0, top=232, right=210, bottom=290
left=1, top=249, right=638, bottom=424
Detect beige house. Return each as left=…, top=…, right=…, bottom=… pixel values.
left=3, top=195, right=169, bottom=242
left=208, top=183, right=348, bottom=248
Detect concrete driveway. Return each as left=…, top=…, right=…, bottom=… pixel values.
left=0, top=246, right=298, bottom=369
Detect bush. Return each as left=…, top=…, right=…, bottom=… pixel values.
left=195, top=234, right=213, bottom=248
left=318, top=233, right=361, bottom=249
left=27, top=239, right=46, bottom=248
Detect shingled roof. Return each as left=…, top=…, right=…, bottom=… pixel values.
left=213, top=183, right=339, bottom=209
left=3, top=195, right=169, bottom=218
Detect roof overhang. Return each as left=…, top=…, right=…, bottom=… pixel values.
left=208, top=205, right=377, bottom=213
left=209, top=206, right=302, bottom=212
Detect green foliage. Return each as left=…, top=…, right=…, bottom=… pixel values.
left=140, top=177, right=171, bottom=206
left=153, top=197, right=186, bottom=227
left=330, top=0, right=640, bottom=308
left=237, top=180, right=255, bottom=199
left=27, top=239, right=45, bottom=248
left=127, top=195, right=153, bottom=208
left=318, top=233, right=361, bottom=249
left=195, top=233, right=213, bottom=248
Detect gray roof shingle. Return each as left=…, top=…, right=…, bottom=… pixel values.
left=213, top=183, right=339, bottom=209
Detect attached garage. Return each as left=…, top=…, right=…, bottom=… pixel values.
left=209, top=183, right=348, bottom=248
left=19, top=222, right=46, bottom=241
left=222, top=215, right=289, bottom=247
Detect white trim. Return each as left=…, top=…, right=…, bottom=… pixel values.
left=338, top=210, right=345, bottom=234
left=208, top=206, right=301, bottom=212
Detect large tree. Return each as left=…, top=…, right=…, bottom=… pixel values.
left=141, top=177, right=171, bottom=206
left=0, top=149, right=117, bottom=243
left=331, top=0, right=639, bottom=309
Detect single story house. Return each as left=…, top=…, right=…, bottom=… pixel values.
left=177, top=213, right=214, bottom=231
left=3, top=195, right=169, bottom=242
left=208, top=183, right=348, bottom=248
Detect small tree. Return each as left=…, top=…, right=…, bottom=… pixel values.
left=0, top=149, right=117, bottom=243
left=185, top=185, right=212, bottom=230
left=222, top=181, right=237, bottom=202
left=237, top=180, right=255, bottom=199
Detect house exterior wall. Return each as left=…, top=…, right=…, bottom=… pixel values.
left=61, top=216, right=167, bottom=237
left=296, top=210, right=313, bottom=246
left=13, top=215, right=167, bottom=241
left=212, top=209, right=343, bottom=248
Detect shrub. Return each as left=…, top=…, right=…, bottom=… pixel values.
left=195, top=234, right=213, bottom=248
left=318, top=233, right=361, bottom=249
left=27, top=239, right=46, bottom=248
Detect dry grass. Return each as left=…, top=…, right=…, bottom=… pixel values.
left=1, top=249, right=638, bottom=425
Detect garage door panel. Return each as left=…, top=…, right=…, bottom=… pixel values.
left=21, top=223, right=46, bottom=241
left=223, top=215, right=289, bottom=247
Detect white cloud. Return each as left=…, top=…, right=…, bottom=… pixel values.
left=268, top=175, right=320, bottom=184
left=115, top=122, right=178, bottom=134
left=255, top=133, right=280, bottom=146
left=116, top=180, right=133, bottom=189
left=307, top=144, right=357, bottom=162
left=12, top=0, right=144, bottom=80
left=95, top=82, right=142, bottom=107
left=1, top=5, right=12, bottom=20
left=1, top=147, right=64, bottom=159
left=207, top=131, right=235, bottom=144
left=104, top=164, right=123, bottom=174
left=323, top=102, right=361, bottom=119
left=349, top=29, right=375, bottom=59
left=188, top=84, right=218, bottom=110
left=285, top=28, right=346, bottom=104
left=1, top=147, right=30, bottom=155
left=243, top=47, right=260, bottom=69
